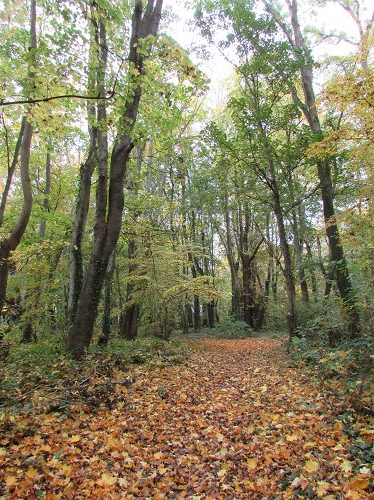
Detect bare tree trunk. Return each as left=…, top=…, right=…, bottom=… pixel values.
left=98, top=249, right=116, bottom=345
left=223, top=189, right=241, bottom=320
left=120, top=240, right=140, bottom=340
left=273, top=189, right=297, bottom=339
left=304, top=238, right=319, bottom=301
left=67, top=4, right=108, bottom=331
left=67, top=0, right=163, bottom=358
left=291, top=205, right=309, bottom=303
left=0, top=117, right=26, bottom=227
left=238, top=205, right=265, bottom=330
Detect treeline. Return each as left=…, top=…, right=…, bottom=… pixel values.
left=1, top=0, right=373, bottom=359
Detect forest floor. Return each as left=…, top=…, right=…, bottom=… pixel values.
left=1, top=337, right=373, bottom=499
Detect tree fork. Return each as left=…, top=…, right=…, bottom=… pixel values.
left=67, top=0, right=163, bottom=358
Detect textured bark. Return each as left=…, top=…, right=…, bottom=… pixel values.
left=98, top=250, right=116, bottom=345
left=260, top=122, right=297, bottom=338
left=67, top=126, right=97, bottom=330
left=120, top=145, right=145, bottom=340
left=0, top=117, right=26, bottom=228
left=93, top=16, right=109, bottom=246
left=273, top=189, right=297, bottom=339
left=188, top=211, right=201, bottom=330
left=120, top=240, right=140, bottom=340
left=291, top=200, right=309, bottom=303
left=67, top=0, right=163, bottom=358
left=304, top=238, right=319, bottom=301
left=238, top=206, right=266, bottom=330
left=316, top=236, right=335, bottom=297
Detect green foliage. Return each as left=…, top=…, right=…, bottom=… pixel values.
left=197, top=318, right=254, bottom=339
left=290, top=332, right=374, bottom=417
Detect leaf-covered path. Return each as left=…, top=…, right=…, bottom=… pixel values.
left=1, top=338, right=373, bottom=498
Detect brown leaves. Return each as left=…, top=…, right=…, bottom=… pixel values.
left=1, top=338, right=373, bottom=498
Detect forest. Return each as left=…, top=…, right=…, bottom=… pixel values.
left=1, top=0, right=373, bottom=497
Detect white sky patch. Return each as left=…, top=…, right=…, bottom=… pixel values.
left=162, top=0, right=373, bottom=89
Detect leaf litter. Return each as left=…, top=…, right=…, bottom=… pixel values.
left=1, top=338, right=373, bottom=498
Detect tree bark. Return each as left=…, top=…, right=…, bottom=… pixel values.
left=67, top=0, right=163, bottom=358
left=98, top=249, right=116, bottom=345
left=289, top=188, right=309, bottom=303
left=238, top=205, right=265, bottom=330
left=224, top=189, right=241, bottom=320
left=67, top=5, right=102, bottom=331
left=120, top=240, right=140, bottom=340
left=0, top=117, right=26, bottom=228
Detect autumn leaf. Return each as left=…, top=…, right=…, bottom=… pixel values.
left=25, top=467, right=40, bottom=480
left=97, top=472, right=117, bottom=486
left=5, top=476, right=18, bottom=487
left=348, top=475, right=371, bottom=491
left=315, top=480, right=331, bottom=496
left=340, top=459, right=353, bottom=474
left=303, top=460, right=319, bottom=474
left=246, top=458, right=258, bottom=470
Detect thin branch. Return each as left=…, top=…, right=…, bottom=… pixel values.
left=0, top=89, right=116, bottom=107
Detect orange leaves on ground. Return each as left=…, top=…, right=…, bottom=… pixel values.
left=1, top=338, right=373, bottom=498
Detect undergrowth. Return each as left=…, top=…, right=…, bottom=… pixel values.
left=0, top=335, right=189, bottom=414
left=289, top=319, right=374, bottom=417
left=178, top=319, right=285, bottom=340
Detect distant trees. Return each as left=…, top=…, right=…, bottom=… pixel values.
left=1, top=0, right=373, bottom=354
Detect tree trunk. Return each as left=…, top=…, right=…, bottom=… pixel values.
left=265, top=0, right=360, bottom=337
left=273, top=190, right=297, bottom=339
left=291, top=205, right=309, bottom=303
left=67, top=3, right=105, bottom=331
left=0, top=117, right=26, bottom=227
left=238, top=204, right=265, bottom=329
left=22, top=145, right=52, bottom=343
left=98, top=250, right=116, bottom=345
left=260, top=118, right=297, bottom=338
left=120, top=240, right=140, bottom=340
left=67, top=0, right=163, bottom=358
left=0, top=0, right=36, bottom=325
left=224, top=191, right=241, bottom=320
left=304, top=238, right=319, bottom=302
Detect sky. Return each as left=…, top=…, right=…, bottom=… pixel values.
left=162, top=0, right=373, bottom=95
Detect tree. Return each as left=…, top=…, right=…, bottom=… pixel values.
left=0, top=0, right=36, bottom=331
left=67, top=0, right=164, bottom=358
left=263, top=0, right=361, bottom=336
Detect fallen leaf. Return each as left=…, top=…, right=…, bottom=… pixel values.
left=286, top=434, right=298, bottom=442
left=348, top=475, right=371, bottom=491
left=246, top=458, right=258, bottom=470
left=304, top=459, right=319, bottom=474
left=97, top=472, right=117, bottom=486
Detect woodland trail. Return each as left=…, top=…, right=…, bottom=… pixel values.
left=1, top=338, right=373, bottom=498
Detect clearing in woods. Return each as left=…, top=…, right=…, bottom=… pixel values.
left=1, top=338, right=373, bottom=498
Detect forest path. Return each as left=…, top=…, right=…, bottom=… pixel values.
left=2, top=338, right=372, bottom=498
